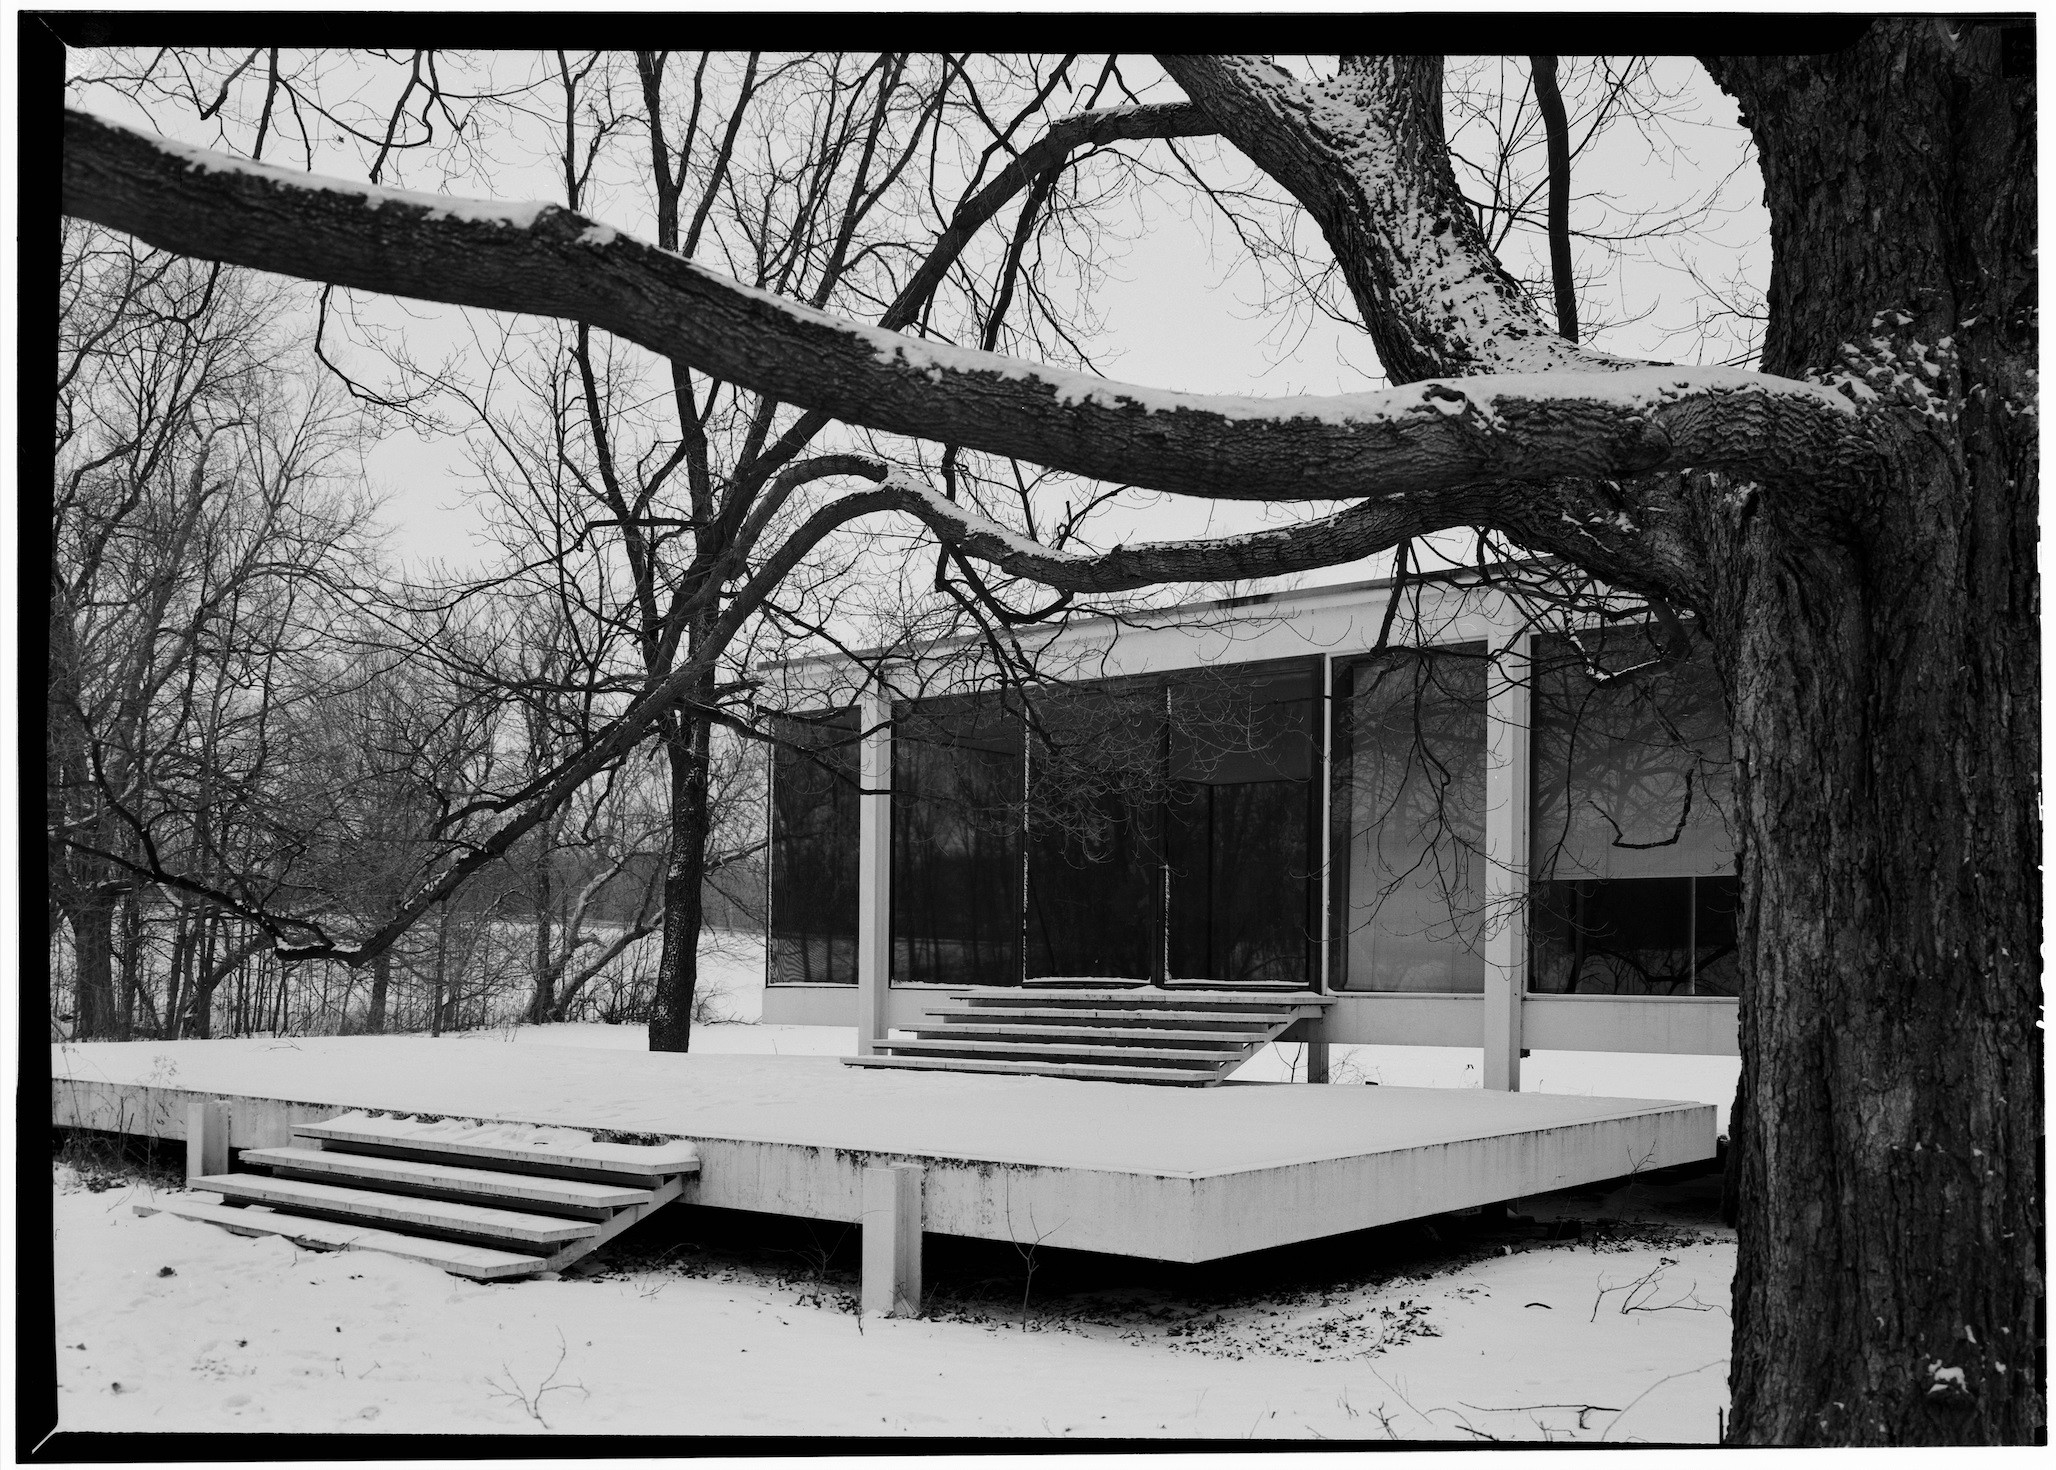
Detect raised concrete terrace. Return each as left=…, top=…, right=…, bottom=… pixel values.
left=51, top=1036, right=1716, bottom=1263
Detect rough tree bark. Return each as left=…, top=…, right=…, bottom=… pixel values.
left=1699, top=30, right=2040, bottom=1445
left=366, top=950, right=389, bottom=1034
left=649, top=708, right=713, bottom=1052
left=527, top=831, right=556, bottom=1026
left=1170, top=38, right=2041, bottom=1444
left=61, top=890, right=119, bottom=1040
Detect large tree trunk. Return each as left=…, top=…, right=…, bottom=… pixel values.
left=176, top=932, right=266, bottom=1040
left=62, top=891, right=119, bottom=1040
left=1703, top=27, right=2041, bottom=1444
left=648, top=706, right=713, bottom=1053
left=366, top=951, right=389, bottom=1035
left=528, top=836, right=557, bottom=1026
left=115, top=887, right=142, bottom=1040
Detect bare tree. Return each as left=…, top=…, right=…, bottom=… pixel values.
left=153, top=49, right=1217, bottom=1045
left=61, top=31, right=2038, bottom=1445
left=50, top=225, right=376, bottom=1037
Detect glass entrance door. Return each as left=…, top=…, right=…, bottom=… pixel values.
left=876, top=661, right=1322, bottom=990
left=1165, top=777, right=1316, bottom=985
left=1023, top=681, right=1162, bottom=981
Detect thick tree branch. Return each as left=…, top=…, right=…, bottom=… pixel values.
left=65, top=109, right=1879, bottom=515
left=1158, top=54, right=1613, bottom=382
left=1529, top=55, right=1579, bottom=343
left=750, top=459, right=1477, bottom=594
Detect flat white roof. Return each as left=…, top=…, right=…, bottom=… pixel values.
left=754, top=557, right=1567, bottom=676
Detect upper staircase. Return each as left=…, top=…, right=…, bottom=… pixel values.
left=135, top=1110, right=699, bottom=1281
left=843, top=983, right=1331, bottom=1086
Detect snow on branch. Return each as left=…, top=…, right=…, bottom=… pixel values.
left=1159, top=55, right=1625, bottom=383
left=65, top=109, right=1880, bottom=514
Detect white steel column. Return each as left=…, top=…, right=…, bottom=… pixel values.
left=861, top=1162, right=924, bottom=1317
left=185, top=1099, right=229, bottom=1181
left=1481, top=629, right=1531, bottom=1091
left=854, top=686, right=893, bottom=1056
left=1306, top=651, right=1335, bottom=1083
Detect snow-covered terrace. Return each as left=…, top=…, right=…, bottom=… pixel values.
left=51, top=1036, right=1714, bottom=1262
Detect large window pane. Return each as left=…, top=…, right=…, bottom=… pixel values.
left=1165, top=665, right=1318, bottom=985
left=1024, top=682, right=1161, bottom=980
left=1528, top=626, right=1738, bottom=994
left=1166, top=780, right=1315, bottom=984
left=767, top=711, right=860, bottom=985
left=1331, top=649, right=1488, bottom=992
left=892, top=696, right=1023, bottom=986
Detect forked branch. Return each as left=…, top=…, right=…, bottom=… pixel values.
left=65, top=109, right=1879, bottom=525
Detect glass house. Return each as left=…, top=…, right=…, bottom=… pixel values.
left=756, top=569, right=1740, bottom=1086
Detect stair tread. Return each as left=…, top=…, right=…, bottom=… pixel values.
left=927, top=1005, right=1296, bottom=1022
left=193, top=1174, right=601, bottom=1245
left=950, top=998, right=1319, bottom=1015
left=845, top=1054, right=1217, bottom=1085
left=239, top=1147, right=652, bottom=1209
left=952, top=986, right=1326, bottom=1003
left=912, top=1022, right=1256, bottom=1043
left=134, top=1199, right=548, bottom=1279
left=293, top=1111, right=699, bottom=1181
left=882, top=1038, right=1249, bottom=1063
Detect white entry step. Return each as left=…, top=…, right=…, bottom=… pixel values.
left=848, top=986, right=1331, bottom=1086
left=238, top=1146, right=653, bottom=1216
left=844, top=1053, right=1222, bottom=1084
left=923, top=1023, right=1255, bottom=1045
left=880, top=1038, right=1248, bottom=1066
left=948, top=986, right=1314, bottom=1006
left=923, top=1006, right=1305, bottom=1026
left=148, top=1109, right=698, bottom=1280
left=135, top=1199, right=549, bottom=1280
left=294, top=1112, right=700, bottom=1182
left=192, top=1174, right=601, bottom=1248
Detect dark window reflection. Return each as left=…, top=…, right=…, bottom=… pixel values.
left=767, top=710, right=860, bottom=985
left=1024, top=681, right=1162, bottom=980
left=1528, top=625, right=1738, bottom=995
left=1019, top=661, right=1320, bottom=986
left=774, top=662, right=1323, bottom=992
left=1692, top=875, right=1742, bottom=996
left=1330, top=648, right=1488, bottom=992
left=1164, top=667, right=1316, bottom=986
left=892, top=696, right=1022, bottom=986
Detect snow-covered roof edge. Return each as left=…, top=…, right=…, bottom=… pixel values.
left=753, top=556, right=1563, bottom=675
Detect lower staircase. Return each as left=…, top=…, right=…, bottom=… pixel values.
left=843, top=984, right=1331, bottom=1086
left=135, top=1110, right=699, bottom=1281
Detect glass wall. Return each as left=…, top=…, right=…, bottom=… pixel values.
left=1023, top=680, right=1163, bottom=980
left=1528, top=626, right=1739, bottom=995
left=891, top=695, right=1022, bottom=986
left=1164, top=666, right=1318, bottom=985
left=1330, top=647, right=1488, bottom=992
left=765, top=660, right=1323, bottom=990
left=767, top=711, right=861, bottom=985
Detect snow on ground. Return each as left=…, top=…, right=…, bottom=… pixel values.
left=49, top=934, right=1738, bottom=1439
left=53, top=1164, right=1732, bottom=1441
left=511, top=1019, right=854, bottom=1058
